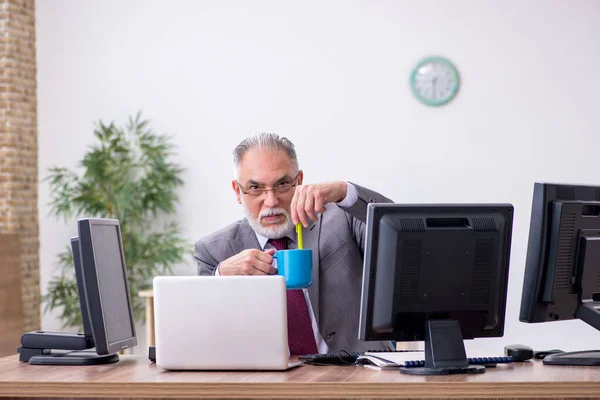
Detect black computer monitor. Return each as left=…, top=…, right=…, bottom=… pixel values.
left=18, top=218, right=136, bottom=365
left=520, top=182, right=600, bottom=366
left=359, top=204, right=514, bottom=375
left=78, top=218, right=138, bottom=355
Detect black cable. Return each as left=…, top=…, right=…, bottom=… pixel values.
left=300, top=349, right=358, bottom=366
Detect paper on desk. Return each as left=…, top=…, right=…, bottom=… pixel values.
left=359, top=349, right=507, bottom=370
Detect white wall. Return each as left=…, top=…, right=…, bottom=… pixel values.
left=36, top=0, right=600, bottom=355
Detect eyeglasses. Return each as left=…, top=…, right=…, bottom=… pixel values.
left=237, top=174, right=300, bottom=197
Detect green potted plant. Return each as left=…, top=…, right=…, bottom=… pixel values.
left=43, top=112, right=189, bottom=328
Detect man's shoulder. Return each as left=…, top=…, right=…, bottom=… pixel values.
left=196, top=220, right=245, bottom=246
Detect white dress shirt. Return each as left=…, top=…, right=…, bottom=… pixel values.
left=216, top=182, right=358, bottom=354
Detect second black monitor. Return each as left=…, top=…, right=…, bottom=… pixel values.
left=520, top=182, right=600, bottom=365
left=24, top=218, right=136, bottom=365
left=359, top=204, right=513, bottom=375
left=78, top=218, right=138, bottom=355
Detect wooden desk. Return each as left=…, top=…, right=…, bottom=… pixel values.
left=1, top=354, right=600, bottom=399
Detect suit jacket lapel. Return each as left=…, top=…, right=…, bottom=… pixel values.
left=230, top=219, right=261, bottom=254
left=304, top=218, right=321, bottom=329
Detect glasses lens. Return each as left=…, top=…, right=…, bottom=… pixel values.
left=241, top=177, right=297, bottom=197
left=274, top=182, right=293, bottom=193
left=248, top=188, right=263, bottom=196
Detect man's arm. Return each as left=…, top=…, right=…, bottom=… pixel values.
left=340, top=182, right=393, bottom=253
left=195, top=238, right=275, bottom=276
left=342, top=182, right=393, bottom=223
left=289, top=180, right=393, bottom=252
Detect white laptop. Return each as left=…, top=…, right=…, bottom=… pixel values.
left=153, top=275, right=301, bottom=370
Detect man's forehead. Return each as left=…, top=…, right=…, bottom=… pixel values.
left=242, top=172, right=295, bottom=185
left=238, top=149, right=297, bottom=182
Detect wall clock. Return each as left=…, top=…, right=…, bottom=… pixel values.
left=410, top=56, right=459, bottom=106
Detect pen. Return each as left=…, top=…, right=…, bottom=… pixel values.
left=296, top=223, right=303, bottom=249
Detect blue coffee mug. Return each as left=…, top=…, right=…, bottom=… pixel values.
left=273, top=249, right=312, bottom=289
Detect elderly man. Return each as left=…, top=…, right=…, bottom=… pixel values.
left=194, top=133, right=393, bottom=354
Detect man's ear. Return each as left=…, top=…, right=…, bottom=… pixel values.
left=297, top=170, right=304, bottom=186
left=232, top=180, right=242, bottom=204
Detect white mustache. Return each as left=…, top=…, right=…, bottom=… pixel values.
left=260, top=209, right=289, bottom=221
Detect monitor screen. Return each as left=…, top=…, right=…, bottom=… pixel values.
left=519, top=182, right=600, bottom=366
left=359, top=204, right=513, bottom=375
left=78, top=218, right=137, bottom=355
left=91, top=224, right=135, bottom=344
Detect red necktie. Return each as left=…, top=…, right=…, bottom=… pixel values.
left=269, top=238, right=318, bottom=355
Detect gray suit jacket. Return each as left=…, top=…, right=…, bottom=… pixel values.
left=194, top=183, right=394, bottom=353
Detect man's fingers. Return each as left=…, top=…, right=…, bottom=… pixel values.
left=314, top=197, right=326, bottom=215
left=263, top=249, right=277, bottom=274
left=252, top=259, right=275, bottom=275
left=304, top=194, right=318, bottom=223
left=290, top=189, right=299, bottom=225
left=250, top=249, right=275, bottom=274
left=220, top=249, right=278, bottom=276
left=255, top=249, right=274, bottom=264
left=295, top=189, right=310, bottom=227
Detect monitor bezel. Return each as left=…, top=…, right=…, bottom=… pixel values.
left=77, top=218, right=137, bottom=355
left=70, top=236, right=94, bottom=344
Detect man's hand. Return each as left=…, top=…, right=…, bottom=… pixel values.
left=218, top=248, right=276, bottom=275
left=291, top=181, right=347, bottom=227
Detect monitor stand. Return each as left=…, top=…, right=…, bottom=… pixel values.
left=400, top=319, right=485, bottom=375
left=543, top=271, right=600, bottom=366
left=541, top=302, right=600, bottom=366
left=25, top=349, right=119, bottom=365
left=17, top=331, right=119, bottom=366
left=543, top=350, right=600, bottom=366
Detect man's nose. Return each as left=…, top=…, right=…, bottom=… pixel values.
left=263, top=190, right=279, bottom=207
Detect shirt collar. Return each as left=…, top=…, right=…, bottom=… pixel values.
left=255, top=231, right=297, bottom=250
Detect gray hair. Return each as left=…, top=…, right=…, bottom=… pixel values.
left=233, top=133, right=299, bottom=179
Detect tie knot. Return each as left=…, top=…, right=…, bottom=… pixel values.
left=269, top=238, right=288, bottom=250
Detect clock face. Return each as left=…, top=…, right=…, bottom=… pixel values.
left=410, top=56, right=459, bottom=106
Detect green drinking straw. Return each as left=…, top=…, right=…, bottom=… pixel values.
left=296, top=223, right=303, bottom=249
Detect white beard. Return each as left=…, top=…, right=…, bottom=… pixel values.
left=243, top=204, right=294, bottom=239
